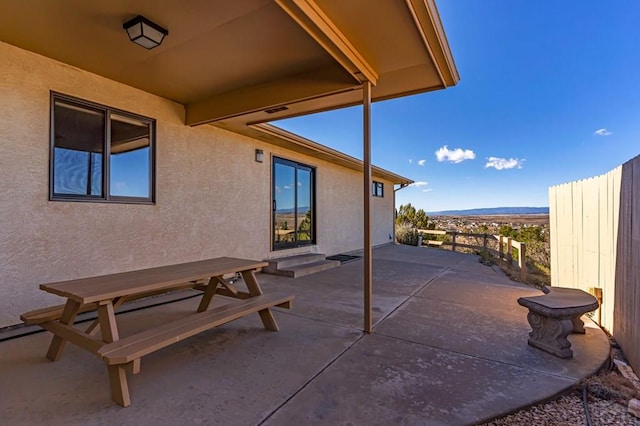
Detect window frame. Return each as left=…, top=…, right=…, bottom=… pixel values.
left=373, top=180, right=384, bottom=197
left=49, top=92, right=156, bottom=204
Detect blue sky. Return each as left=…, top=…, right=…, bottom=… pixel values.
left=274, top=0, right=640, bottom=212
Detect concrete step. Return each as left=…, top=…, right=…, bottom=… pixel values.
left=269, top=259, right=341, bottom=278
left=264, top=253, right=326, bottom=272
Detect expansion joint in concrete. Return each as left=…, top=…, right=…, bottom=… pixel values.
left=258, top=331, right=366, bottom=425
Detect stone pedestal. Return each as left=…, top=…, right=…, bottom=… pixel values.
left=526, top=312, right=575, bottom=358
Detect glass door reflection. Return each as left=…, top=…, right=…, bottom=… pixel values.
left=273, top=158, right=315, bottom=250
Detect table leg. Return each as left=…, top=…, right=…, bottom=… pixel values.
left=85, top=296, right=126, bottom=336
left=108, top=365, right=131, bottom=407
left=97, top=301, right=120, bottom=343
left=241, top=270, right=279, bottom=331
left=99, top=300, right=132, bottom=406
left=198, top=276, right=243, bottom=312
left=46, top=299, right=81, bottom=361
left=197, top=277, right=219, bottom=312
left=241, top=270, right=264, bottom=296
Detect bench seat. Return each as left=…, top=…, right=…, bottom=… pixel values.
left=517, top=287, right=598, bottom=358
left=96, top=292, right=294, bottom=407
left=21, top=303, right=98, bottom=325
left=98, top=293, right=294, bottom=365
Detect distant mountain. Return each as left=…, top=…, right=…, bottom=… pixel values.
left=428, top=207, right=549, bottom=216
left=275, top=206, right=311, bottom=215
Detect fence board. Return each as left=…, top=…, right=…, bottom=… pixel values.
left=571, top=181, right=583, bottom=288
left=597, top=172, right=613, bottom=330
left=582, top=178, right=599, bottom=290
left=556, top=183, right=574, bottom=286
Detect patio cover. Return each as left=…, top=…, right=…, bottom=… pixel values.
left=0, top=0, right=459, bottom=331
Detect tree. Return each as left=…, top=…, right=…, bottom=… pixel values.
left=396, top=203, right=429, bottom=229
left=499, top=225, right=515, bottom=238
left=517, top=226, right=545, bottom=243
left=297, top=210, right=312, bottom=240
left=396, top=203, right=416, bottom=226
left=498, top=225, right=545, bottom=243
left=414, top=209, right=429, bottom=230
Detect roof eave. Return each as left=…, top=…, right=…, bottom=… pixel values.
left=407, top=0, right=460, bottom=88
left=250, top=123, right=413, bottom=184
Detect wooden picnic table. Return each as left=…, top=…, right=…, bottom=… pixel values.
left=21, top=257, right=294, bottom=407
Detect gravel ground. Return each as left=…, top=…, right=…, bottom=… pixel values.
left=481, top=351, right=640, bottom=426
left=482, top=390, right=638, bottom=426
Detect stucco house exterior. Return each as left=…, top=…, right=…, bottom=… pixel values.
left=0, top=1, right=458, bottom=328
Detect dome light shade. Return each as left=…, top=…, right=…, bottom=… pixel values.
left=123, top=15, right=168, bottom=50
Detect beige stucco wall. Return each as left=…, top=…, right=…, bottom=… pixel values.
left=372, top=183, right=395, bottom=245
left=0, top=42, right=395, bottom=327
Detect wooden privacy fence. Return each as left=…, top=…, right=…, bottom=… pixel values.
left=549, top=153, right=640, bottom=375
left=416, top=229, right=527, bottom=281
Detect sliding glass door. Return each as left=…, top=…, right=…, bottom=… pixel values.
left=273, top=157, right=315, bottom=250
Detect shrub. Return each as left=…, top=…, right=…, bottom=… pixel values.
left=396, top=224, right=419, bottom=246
left=476, top=249, right=495, bottom=266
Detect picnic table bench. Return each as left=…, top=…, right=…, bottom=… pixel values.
left=21, top=257, right=294, bottom=407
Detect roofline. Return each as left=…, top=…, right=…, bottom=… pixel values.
left=411, top=0, right=460, bottom=87
left=251, top=123, right=413, bottom=185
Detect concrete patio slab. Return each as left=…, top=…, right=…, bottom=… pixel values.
left=415, top=274, right=539, bottom=310
left=263, top=333, right=576, bottom=426
left=258, top=258, right=445, bottom=329
left=259, top=264, right=409, bottom=329
left=375, top=296, right=609, bottom=379
left=370, top=244, right=471, bottom=267
left=0, top=245, right=610, bottom=425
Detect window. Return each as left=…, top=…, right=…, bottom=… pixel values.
left=373, top=181, right=384, bottom=197
left=50, top=93, right=155, bottom=203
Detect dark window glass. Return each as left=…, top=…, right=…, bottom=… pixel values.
left=373, top=181, right=384, bottom=197
left=51, top=94, right=154, bottom=203
left=53, top=100, right=105, bottom=196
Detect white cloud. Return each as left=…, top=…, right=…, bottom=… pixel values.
left=435, top=145, right=476, bottom=163
left=594, top=128, right=612, bottom=136
left=408, top=159, right=413, bottom=164
left=284, top=185, right=292, bottom=190
left=409, top=181, right=432, bottom=193
left=485, top=157, right=525, bottom=170
left=418, top=159, right=426, bottom=166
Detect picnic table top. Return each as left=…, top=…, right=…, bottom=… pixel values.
left=40, top=257, right=268, bottom=304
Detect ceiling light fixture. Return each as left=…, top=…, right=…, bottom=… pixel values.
left=123, top=15, right=168, bottom=50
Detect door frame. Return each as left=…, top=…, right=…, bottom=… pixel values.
left=272, top=156, right=316, bottom=251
